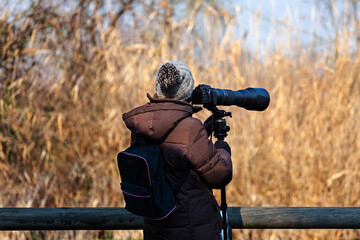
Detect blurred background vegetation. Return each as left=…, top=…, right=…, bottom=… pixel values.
left=0, top=0, right=359, bottom=239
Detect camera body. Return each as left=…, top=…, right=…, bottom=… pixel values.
left=191, top=84, right=270, bottom=111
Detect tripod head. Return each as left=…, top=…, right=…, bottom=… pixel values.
left=205, top=105, right=232, bottom=141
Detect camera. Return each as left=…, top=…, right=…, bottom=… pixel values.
left=191, top=84, right=270, bottom=111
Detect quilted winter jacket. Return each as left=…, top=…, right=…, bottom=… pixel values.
left=122, top=94, right=233, bottom=240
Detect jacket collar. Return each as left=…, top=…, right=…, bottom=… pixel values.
left=146, top=93, right=202, bottom=113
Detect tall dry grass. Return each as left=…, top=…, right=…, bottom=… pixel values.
left=1, top=0, right=360, bottom=239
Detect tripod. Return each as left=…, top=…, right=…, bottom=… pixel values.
left=207, top=106, right=233, bottom=240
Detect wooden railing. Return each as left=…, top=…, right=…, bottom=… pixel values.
left=0, top=207, right=359, bottom=230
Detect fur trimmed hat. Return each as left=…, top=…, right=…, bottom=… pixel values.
left=155, top=61, right=194, bottom=101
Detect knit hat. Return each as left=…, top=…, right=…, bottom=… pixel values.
left=155, top=61, right=194, bottom=101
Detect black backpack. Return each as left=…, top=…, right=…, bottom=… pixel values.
left=117, top=132, right=189, bottom=220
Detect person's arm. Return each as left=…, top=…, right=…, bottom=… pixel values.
left=187, top=119, right=233, bottom=189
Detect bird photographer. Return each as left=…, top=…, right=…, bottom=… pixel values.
left=119, top=61, right=233, bottom=240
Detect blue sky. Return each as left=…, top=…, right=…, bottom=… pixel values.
left=2, top=0, right=347, bottom=55
left=224, top=0, right=328, bottom=54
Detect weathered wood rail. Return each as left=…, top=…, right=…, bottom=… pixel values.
left=0, top=207, right=359, bottom=230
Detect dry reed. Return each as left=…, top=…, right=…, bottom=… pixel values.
left=0, top=0, right=359, bottom=239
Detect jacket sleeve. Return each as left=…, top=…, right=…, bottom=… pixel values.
left=187, top=118, right=233, bottom=189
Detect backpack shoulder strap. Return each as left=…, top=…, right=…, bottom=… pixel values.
left=164, top=116, right=192, bottom=196
left=172, top=163, right=191, bottom=196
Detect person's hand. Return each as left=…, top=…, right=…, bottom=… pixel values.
left=203, top=115, right=213, bottom=136
left=215, top=141, right=231, bottom=155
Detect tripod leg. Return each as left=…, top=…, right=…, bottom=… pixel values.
left=221, top=187, right=229, bottom=240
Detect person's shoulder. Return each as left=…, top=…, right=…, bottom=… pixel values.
left=178, top=116, right=203, bottom=129
left=177, top=116, right=207, bottom=143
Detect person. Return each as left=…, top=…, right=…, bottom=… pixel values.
left=122, top=61, right=233, bottom=240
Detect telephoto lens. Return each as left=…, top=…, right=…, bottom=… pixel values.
left=192, top=84, right=270, bottom=111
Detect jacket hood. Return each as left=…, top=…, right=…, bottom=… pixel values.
left=122, top=94, right=202, bottom=142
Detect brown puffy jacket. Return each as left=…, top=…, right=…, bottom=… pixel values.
left=122, top=94, right=233, bottom=240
